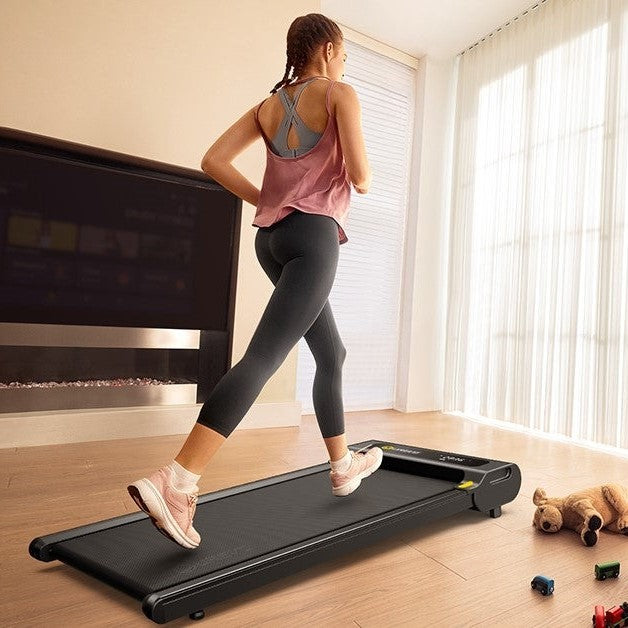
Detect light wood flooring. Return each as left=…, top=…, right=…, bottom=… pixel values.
left=3, top=410, right=628, bottom=627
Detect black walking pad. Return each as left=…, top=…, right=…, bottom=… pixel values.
left=29, top=440, right=521, bottom=623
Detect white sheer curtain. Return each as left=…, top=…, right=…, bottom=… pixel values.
left=444, top=0, right=628, bottom=450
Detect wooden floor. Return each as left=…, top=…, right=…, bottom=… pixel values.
left=4, top=410, right=628, bottom=627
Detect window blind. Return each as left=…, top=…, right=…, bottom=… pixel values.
left=296, top=39, right=416, bottom=413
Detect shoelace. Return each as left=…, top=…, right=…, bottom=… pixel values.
left=187, top=492, right=198, bottom=518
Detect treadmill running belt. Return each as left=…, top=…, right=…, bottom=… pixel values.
left=53, top=467, right=456, bottom=597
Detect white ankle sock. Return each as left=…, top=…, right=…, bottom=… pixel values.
left=330, top=450, right=352, bottom=473
left=167, top=459, right=201, bottom=491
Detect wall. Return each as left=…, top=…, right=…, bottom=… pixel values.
left=396, top=55, right=457, bottom=413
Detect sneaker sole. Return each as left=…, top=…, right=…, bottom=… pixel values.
left=127, top=479, right=199, bottom=549
left=332, top=448, right=383, bottom=497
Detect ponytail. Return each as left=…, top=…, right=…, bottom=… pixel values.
left=270, top=61, right=295, bottom=94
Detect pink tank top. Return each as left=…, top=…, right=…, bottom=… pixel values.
left=252, top=77, right=351, bottom=244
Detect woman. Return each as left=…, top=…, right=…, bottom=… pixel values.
left=127, top=13, right=383, bottom=550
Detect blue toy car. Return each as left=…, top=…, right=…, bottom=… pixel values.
left=531, top=575, right=554, bottom=595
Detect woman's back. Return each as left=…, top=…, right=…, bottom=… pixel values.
left=253, top=76, right=352, bottom=244
left=256, top=77, right=334, bottom=157
left=256, top=77, right=371, bottom=191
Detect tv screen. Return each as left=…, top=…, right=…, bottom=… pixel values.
left=0, top=144, right=240, bottom=330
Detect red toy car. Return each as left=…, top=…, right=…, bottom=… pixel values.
left=606, top=605, right=627, bottom=627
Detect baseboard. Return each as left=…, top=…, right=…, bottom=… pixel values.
left=0, top=401, right=302, bottom=448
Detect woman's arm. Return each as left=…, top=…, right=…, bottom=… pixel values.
left=335, top=83, right=371, bottom=193
left=201, top=161, right=260, bottom=207
left=201, top=105, right=262, bottom=206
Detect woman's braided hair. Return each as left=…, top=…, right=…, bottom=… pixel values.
left=270, top=13, right=343, bottom=95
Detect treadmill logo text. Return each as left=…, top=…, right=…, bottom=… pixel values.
left=380, top=445, right=423, bottom=456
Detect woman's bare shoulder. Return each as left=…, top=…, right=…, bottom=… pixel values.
left=330, top=82, right=360, bottom=116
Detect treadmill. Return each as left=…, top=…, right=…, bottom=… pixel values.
left=29, top=440, right=521, bottom=624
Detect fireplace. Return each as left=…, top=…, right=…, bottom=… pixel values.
left=0, top=127, right=242, bottom=415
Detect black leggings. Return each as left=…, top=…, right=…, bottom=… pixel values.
left=196, top=210, right=347, bottom=439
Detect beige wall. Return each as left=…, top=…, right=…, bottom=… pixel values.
left=0, top=0, right=319, bottom=405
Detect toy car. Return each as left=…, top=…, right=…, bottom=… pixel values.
left=605, top=605, right=626, bottom=627
left=595, top=561, right=620, bottom=580
left=531, top=575, right=554, bottom=596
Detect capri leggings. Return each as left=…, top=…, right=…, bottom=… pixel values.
left=195, top=210, right=347, bottom=439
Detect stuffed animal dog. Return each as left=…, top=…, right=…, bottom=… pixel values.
left=532, top=484, right=628, bottom=546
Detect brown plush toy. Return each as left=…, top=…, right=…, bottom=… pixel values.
left=532, top=484, right=628, bottom=546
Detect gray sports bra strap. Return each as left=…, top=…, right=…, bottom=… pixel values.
left=278, top=79, right=313, bottom=119
left=273, top=78, right=324, bottom=156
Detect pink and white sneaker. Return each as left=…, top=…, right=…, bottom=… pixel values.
left=330, top=446, right=384, bottom=496
left=127, top=465, right=201, bottom=549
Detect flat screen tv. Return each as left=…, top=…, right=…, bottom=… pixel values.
left=0, top=127, right=242, bottom=330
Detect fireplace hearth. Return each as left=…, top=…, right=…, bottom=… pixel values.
left=1, top=377, right=180, bottom=388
